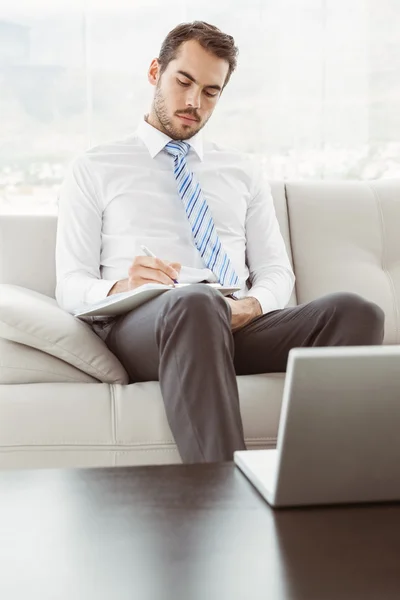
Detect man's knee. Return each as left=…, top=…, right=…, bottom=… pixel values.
left=319, top=292, right=385, bottom=343
left=159, top=284, right=231, bottom=322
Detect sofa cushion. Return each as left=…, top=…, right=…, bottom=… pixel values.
left=0, top=338, right=98, bottom=384
left=0, top=214, right=57, bottom=298
left=269, top=181, right=297, bottom=307
left=0, top=284, right=129, bottom=384
left=286, top=179, right=400, bottom=344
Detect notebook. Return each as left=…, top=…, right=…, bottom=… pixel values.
left=73, top=282, right=241, bottom=318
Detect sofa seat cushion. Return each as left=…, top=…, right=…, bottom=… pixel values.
left=0, top=373, right=285, bottom=469
left=0, top=338, right=99, bottom=384
left=0, top=284, right=129, bottom=384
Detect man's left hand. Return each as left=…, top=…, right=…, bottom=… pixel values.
left=225, top=296, right=262, bottom=332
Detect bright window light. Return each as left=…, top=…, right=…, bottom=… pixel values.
left=0, top=0, right=399, bottom=213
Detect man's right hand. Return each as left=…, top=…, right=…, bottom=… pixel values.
left=108, top=256, right=181, bottom=296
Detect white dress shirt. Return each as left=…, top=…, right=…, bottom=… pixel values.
left=56, top=117, right=295, bottom=338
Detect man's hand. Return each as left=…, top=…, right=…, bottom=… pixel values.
left=108, top=256, right=181, bottom=296
left=225, top=296, right=262, bottom=332
left=128, top=256, right=181, bottom=289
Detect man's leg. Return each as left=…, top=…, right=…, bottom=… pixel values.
left=234, top=292, right=385, bottom=375
left=105, top=284, right=245, bottom=463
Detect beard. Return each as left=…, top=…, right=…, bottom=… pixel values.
left=153, top=83, right=209, bottom=141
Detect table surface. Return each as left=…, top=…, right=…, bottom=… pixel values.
left=1, top=462, right=400, bottom=600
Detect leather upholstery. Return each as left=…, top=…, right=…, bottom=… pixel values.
left=0, top=284, right=128, bottom=384
left=286, top=180, right=400, bottom=344
left=0, top=338, right=98, bottom=384
left=0, top=179, right=399, bottom=468
left=0, top=375, right=285, bottom=469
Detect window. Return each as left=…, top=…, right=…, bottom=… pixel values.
left=1, top=0, right=399, bottom=213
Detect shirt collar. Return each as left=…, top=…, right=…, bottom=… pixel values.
left=136, top=116, right=204, bottom=162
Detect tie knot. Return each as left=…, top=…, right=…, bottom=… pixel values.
left=164, top=140, right=190, bottom=159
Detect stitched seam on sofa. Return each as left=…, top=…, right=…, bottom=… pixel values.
left=2, top=321, right=113, bottom=379
left=0, top=442, right=123, bottom=447
left=0, top=445, right=180, bottom=452
left=368, top=182, right=399, bottom=342
left=116, top=448, right=179, bottom=454
left=0, top=365, right=94, bottom=383
left=0, top=437, right=274, bottom=449
left=283, top=183, right=299, bottom=301
left=0, top=440, right=177, bottom=447
left=112, top=436, right=276, bottom=445
left=110, top=384, right=117, bottom=444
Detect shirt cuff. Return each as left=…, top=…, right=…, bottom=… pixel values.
left=85, top=279, right=120, bottom=305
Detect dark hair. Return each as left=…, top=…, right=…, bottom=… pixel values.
left=158, top=21, right=238, bottom=88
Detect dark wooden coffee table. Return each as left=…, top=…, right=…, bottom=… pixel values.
left=1, top=462, right=399, bottom=599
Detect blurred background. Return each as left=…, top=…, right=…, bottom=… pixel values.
left=0, top=0, right=399, bottom=213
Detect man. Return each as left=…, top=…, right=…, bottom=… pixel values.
left=56, top=21, right=385, bottom=464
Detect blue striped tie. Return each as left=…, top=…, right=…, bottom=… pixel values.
left=164, top=140, right=240, bottom=286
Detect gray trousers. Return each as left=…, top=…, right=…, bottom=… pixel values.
left=104, top=285, right=385, bottom=463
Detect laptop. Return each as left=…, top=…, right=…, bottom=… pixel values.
left=234, top=345, right=400, bottom=508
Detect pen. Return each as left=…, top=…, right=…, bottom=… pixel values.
left=140, top=245, right=179, bottom=284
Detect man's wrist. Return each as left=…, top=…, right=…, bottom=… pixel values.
left=231, top=297, right=262, bottom=326
left=239, top=296, right=262, bottom=318
left=107, top=278, right=129, bottom=296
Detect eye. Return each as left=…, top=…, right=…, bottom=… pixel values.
left=204, top=91, right=218, bottom=98
left=177, top=79, right=190, bottom=87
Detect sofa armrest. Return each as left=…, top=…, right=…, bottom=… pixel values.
left=0, top=284, right=128, bottom=384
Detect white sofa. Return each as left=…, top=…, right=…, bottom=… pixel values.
left=0, top=180, right=399, bottom=469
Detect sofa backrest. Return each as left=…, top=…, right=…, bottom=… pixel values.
left=269, top=182, right=297, bottom=307
left=0, top=214, right=57, bottom=300
left=1, top=179, right=399, bottom=343
left=0, top=181, right=297, bottom=303
left=286, top=179, right=400, bottom=344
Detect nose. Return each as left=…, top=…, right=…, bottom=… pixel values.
left=186, top=87, right=201, bottom=110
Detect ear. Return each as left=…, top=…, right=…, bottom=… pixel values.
left=148, top=58, right=160, bottom=87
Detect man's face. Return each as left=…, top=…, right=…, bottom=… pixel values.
left=148, top=40, right=229, bottom=140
